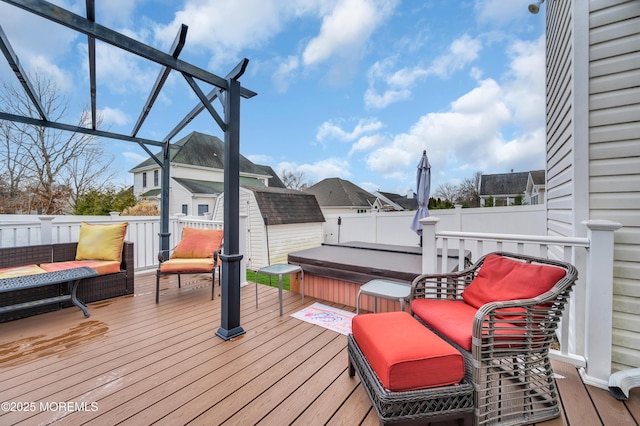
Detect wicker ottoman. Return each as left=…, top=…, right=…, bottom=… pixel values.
left=348, top=312, right=474, bottom=425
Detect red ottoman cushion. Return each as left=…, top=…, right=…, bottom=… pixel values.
left=352, top=311, right=465, bottom=392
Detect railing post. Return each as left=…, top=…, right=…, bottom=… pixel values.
left=420, top=217, right=439, bottom=274
left=38, top=216, right=55, bottom=244
left=454, top=204, right=462, bottom=232
left=239, top=214, right=247, bottom=286
left=580, top=219, right=622, bottom=389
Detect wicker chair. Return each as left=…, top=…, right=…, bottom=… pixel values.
left=156, top=227, right=223, bottom=303
left=409, top=252, right=578, bottom=426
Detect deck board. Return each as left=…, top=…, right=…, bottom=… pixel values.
left=0, top=271, right=637, bottom=425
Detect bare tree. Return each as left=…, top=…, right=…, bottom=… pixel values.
left=281, top=169, right=308, bottom=190
left=0, top=73, right=114, bottom=214
left=457, top=171, right=482, bottom=207
left=434, top=182, right=459, bottom=203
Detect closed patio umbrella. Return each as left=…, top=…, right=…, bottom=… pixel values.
left=410, top=150, right=431, bottom=236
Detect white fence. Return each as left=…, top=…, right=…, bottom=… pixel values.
left=323, top=204, right=547, bottom=246
left=0, top=214, right=226, bottom=271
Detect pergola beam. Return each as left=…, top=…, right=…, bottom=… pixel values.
left=2, top=0, right=257, bottom=98
left=131, top=24, right=188, bottom=138
left=163, top=58, right=248, bottom=142
left=0, top=24, right=49, bottom=121
left=0, top=111, right=165, bottom=147
left=86, top=0, right=96, bottom=130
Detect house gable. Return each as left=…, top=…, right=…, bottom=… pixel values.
left=305, top=178, right=378, bottom=209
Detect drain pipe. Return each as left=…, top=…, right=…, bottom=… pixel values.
left=608, top=368, right=640, bottom=400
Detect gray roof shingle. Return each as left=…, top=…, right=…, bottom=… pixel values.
left=480, top=172, right=530, bottom=196
left=304, top=178, right=377, bottom=208
left=249, top=186, right=325, bottom=225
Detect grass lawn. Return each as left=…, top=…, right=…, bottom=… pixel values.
left=246, top=269, right=291, bottom=291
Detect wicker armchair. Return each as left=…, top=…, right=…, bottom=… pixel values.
left=410, top=251, right=578, bottom=426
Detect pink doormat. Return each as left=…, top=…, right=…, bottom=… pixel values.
left=290, top=302, right=356, bottom=335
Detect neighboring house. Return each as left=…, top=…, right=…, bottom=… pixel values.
left=305, top=177, right=389, bottom=215
left=479, top=170, right=545, bottom=206
left=546, top=1, right=639, bottom=373
left=129, top=131, right=285, bottom=216
left=374, top=191, right=419, bottom=211
left=212, top=186, right=325, bottom=268
left=526, top=170, right=546, bottom=205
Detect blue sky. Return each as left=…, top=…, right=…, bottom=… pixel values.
left=0, top=0, right=547, bottom=195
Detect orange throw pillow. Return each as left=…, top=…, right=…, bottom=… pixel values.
left=171, top=227, right=223, bottom=259
left=462, top=254, right=566, bottom=309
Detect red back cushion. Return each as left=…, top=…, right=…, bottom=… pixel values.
left=462, top=254, right=566, bottom=309
left=171, top=227, right=223, bottom=259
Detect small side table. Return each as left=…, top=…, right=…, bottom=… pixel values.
left=255, top=264, right=304, bottom=316
left=357, top=279, right=411, bottom=314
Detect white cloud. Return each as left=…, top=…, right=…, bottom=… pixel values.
left=272, top=56, right=300, bottom=93
left=153, top=1, right=323, bottom=68
left=350, top=134, right=388, bottom=155
left=122, top=150, right=147, bottom=164
left=302, top=0, right=397, bottom=66
left=362, top=34, right=546, bottom=187
left=474, top=0, right=533, bottom=27
left=277, top=158, right=351, bottom=183
left=364, top=34, right=482, bottom=109
left=98, top=107, right=129, bottom=126
left=316, top=118, right=384, bottom=143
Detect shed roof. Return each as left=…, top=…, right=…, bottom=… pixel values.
left=249, top=186, right=325, bottom=225
left=304, top=177, right=377, bottom=208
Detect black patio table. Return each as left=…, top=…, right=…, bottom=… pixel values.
left=0, top=267, right=98, bottom=318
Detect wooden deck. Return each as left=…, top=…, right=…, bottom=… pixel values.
left=0, top=272, right=638, bottom=425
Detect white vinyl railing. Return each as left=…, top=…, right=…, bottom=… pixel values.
left=419, top=217, right=622, bottom=390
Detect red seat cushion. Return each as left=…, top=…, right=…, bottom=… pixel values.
left=40, top=260, right=121, bottom=276
left=462, top=254, right=566, bottom=309
left=352, top=311, right=464, bottom=392
left=412, top=299, right=532, bottom=351
left=159, top=258, right=214, bottom=273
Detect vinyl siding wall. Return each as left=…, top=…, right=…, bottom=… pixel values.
left=547, top=0, right=640, bottom=371
left=588, top=0, right=640, bottom=371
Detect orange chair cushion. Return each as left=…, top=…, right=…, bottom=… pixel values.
left=159, top=258, right=214, bottom=273
left=171, top=227, right=223, bottom=259
left=76, top=221, right=128, bottom=263
left=352, top=312, right=464, bottom=392
left=0, top=264, right=47, bottom=279
left=462, top=254, right=566, bottom=309
left=412, top=299, right=529, bottom=351
left=40, top=260, right=121, bottom=276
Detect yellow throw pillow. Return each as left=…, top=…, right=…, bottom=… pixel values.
left=171, top=227, right=223, bottom=259
left=76, top=222, right=128, bottom=263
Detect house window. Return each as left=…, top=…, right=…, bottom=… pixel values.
left=197, top=204, right=209, bottom=216
left=142, top=172, right=147, bottom=188
left=182, top=204, right=188, bottom=215
left=154, top=170, right=159, bottom=186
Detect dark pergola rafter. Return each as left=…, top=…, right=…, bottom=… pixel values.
left=0, top=25, right=49, bottom=121
left=0, top=0, right=255, bottom=340
left=86, top=0, right=96, bottom=130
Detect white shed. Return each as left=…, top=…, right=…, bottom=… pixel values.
left=213, top=186, right=325, bottom=270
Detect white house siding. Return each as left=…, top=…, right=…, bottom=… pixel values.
left=548, top=0, right=640, bottom=371
left=588, top=0, right=640, bottom=371
left=264, top=223, right=324, bottom=266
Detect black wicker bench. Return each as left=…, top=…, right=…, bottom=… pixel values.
left=0, top=267, right=98, bottom=318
